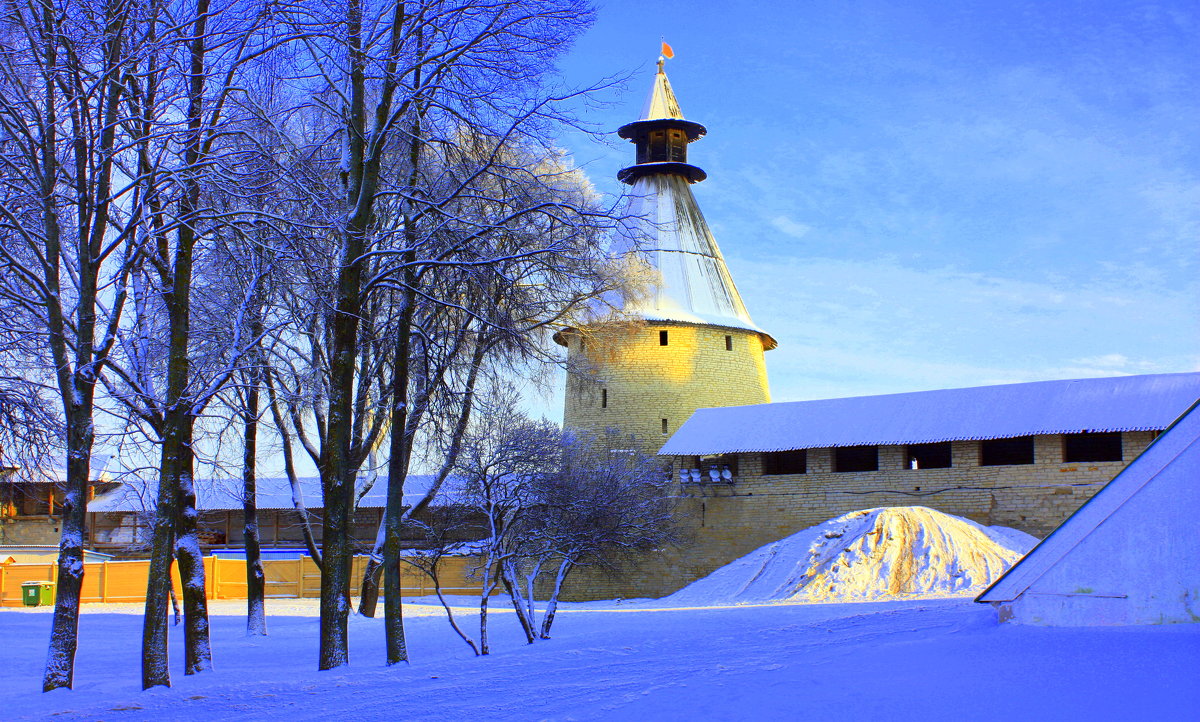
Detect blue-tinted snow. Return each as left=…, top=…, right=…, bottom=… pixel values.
left=660, top=372, right=1200, bottom=455
left=5, top=597, right=1198, bottom=720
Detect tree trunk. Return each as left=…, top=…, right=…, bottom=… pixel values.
left=142, top=445, right=179, bottom=688
left=174, top=432, right=212, bottom=675
left=170, top=559, right=181, bottom=625
left=357, top=523, right=385, bottom=618
left=242, top=364, right=266, bottom=636
left=523, top=560, right=541, bottom=625
left=158, top=0, right=216, bottom=675
left=382, top=261, right=417, bottom=663
left=320, top=223, right=364, bottom=669
left=539, top=559, right=573, bottom=639
left=317, top=462, right=353, bottom=669
left=426, top=556, right=478, bottom=655
left=501, top=564, right=536, bottom=645
left=41, top=0, right=124, bottom=690
left=42, top=409, right=93, bottom=691
left=479, top=561, right=495, bottom=656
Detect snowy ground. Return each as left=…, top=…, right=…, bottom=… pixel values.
left=5, top=596, right=1197, bottom=721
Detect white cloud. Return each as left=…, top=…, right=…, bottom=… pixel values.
left=768, top=215, right=812, bottom=239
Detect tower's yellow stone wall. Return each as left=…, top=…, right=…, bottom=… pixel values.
left=562, top=321, right=770, bottom=453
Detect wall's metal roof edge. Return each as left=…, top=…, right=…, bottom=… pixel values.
left=658, top=425, right=1169, bottom=456
left=658, top=373, right=1200, bottom=456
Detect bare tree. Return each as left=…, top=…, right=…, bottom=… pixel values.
left=91, top=0, right=286, bottom=687
left=0, top=0, right=152, bottom=690
left=254, top=0, right=616, bottom=669
left=451, top=394, right=679, bottom=648
left=451, top=389, right=561, bottom=652
left=524, top=429, right=679, bottom=639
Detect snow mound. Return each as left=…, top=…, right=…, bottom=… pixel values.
left=668, top=507, right=1038, bottom=605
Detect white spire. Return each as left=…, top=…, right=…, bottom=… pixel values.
left=640, top=61, right=685, bottom=121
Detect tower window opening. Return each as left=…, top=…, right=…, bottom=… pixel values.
left=661, top=418, right=669, bottom=435
left=668, top=129, right=686, bottom=162
left=1062, top=432, right=1122, bottom=462
left=725, top=335, right=732, bottom=351
left=601, top=388, right=607, bottom=408
left=647, top=129, right=669, bottom=162
left=659, top=330, right=669, bottom=346
left=981, top=436, right=1035, bottom=466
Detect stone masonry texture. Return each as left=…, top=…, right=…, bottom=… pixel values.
left=562, top=321, right=771, bottom=455
left=559, top=430, right=1157, bottom=601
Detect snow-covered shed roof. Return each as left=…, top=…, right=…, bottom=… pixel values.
left=4, top=455, right=112, bottom=484
left=658, top=373, right=1200, bottom=455
left=88, top=475, right=447, bottom=513
left=975, top=399, right=1200, bottom=624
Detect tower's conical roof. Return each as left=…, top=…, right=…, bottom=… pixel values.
left=610, top=65, right=776, bottom=348
left=640, top=59, right=686, bottom=120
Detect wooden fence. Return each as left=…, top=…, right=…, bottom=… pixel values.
left=0, top=555, right=484, bottom=607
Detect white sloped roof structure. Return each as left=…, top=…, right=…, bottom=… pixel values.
left=88, top=475, right=447, bottom=513
left=608, top=66, right=775, bottom=346
left=976, top=399, right=1200, bottom=625
left=659, top=373, right=1200, bottom=455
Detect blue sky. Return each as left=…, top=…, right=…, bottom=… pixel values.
left=544, top=0, right=1199, bottom=406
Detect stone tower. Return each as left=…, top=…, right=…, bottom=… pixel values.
left=558, top=59, right=775, bottom=452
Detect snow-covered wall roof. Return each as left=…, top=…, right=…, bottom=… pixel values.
left=659, top=373, right=1200, bottom=455
left=6, top=454, right=112, bottom=484
left=88, top=475, right=446, bottom=513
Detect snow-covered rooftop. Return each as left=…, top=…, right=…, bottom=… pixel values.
left=5, top=454, right=112, bottom=484
left=88, top=475, right=446, bottom=513
left=658, top=373, right=1200, bottom=455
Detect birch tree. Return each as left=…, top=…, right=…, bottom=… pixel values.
left=451, top=389, right=560, bottom=653
left=449, top=396, right=679, bottom=648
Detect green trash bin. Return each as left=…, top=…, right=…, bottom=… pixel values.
left=21, top=581, right=55, bottom=607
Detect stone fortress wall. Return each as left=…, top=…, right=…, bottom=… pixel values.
left=560, top=430, right=1155, bottom=601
